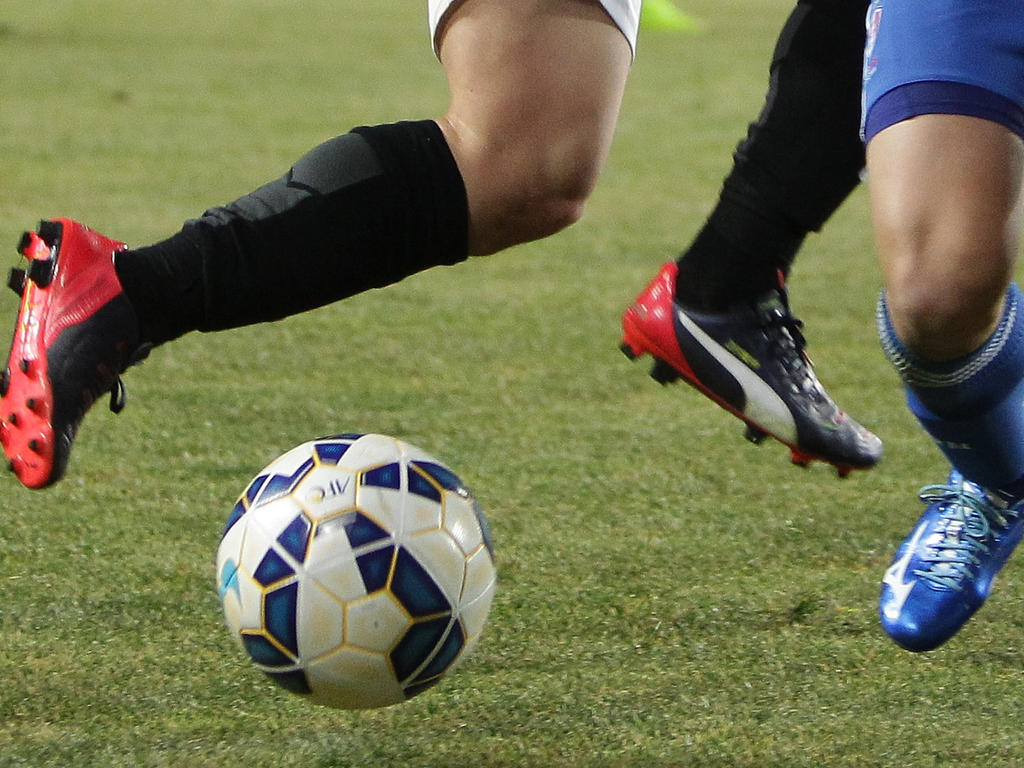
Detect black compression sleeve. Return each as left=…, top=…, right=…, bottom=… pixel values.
left=115, top=120, right=468, bottom=344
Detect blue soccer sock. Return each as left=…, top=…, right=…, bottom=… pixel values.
left=878, top=283, right=1024, bottom=500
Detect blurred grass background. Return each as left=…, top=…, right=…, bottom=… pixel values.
left=2, top=1, right=1023, bottom=766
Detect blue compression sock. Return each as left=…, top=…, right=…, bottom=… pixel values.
left=878, top=284, right=1024, bottom=500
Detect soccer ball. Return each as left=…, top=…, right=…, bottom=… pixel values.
left=215, top=433, right=497, bottom=709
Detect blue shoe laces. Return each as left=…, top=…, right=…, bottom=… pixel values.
left=913, top=481, right=1015, bottom=590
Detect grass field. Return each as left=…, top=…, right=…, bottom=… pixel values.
left=3, top=1, right=1024, bottom=766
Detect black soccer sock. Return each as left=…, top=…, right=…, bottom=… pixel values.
left=674, top=0, right=869, bottom=311
left=114, top=120, right=468, bottom=345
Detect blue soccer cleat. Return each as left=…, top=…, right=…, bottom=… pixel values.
left=880, top=470, right=1024, bottom=652
left=621, top=262, right=883, bottom=476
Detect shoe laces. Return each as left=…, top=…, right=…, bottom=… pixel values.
left=759, top=295, right=807, bottom=349
left=913, top=481, right=1015, bottom=590
left=755, top=291, right=819, bottom=395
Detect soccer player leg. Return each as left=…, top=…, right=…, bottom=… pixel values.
left=2, top=0, right=636, bottom=488
left=675, top=0, right=870, bottom=310
left=1, top=120, right=472, bottom=490
left=868, top=75, right=1024, bottom=648
left=621, top=0, right=882, bottom=474
left=432, top=0, right=635, bottom=255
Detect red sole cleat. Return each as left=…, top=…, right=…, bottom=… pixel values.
left=1, top=220, right=141, bottom=488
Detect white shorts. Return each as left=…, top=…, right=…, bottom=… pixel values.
left=427, top=0, right=641, bottom=57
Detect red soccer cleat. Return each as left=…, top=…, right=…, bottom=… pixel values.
left=621, top=262, right=882, bottom=476
left=1, top=219, right=147, bottom=488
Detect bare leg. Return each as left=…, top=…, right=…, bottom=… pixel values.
left=436, top=0, right=632, bottom=254
left=869, top=114, right=1024, bottom=361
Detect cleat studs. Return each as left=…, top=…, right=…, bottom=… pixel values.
left=19, top=359, right=29, bottom=374
left=25, top=398, right=36, bottom=411
left=620, top=342, right=639, bottom=361
left=108, top=377, right=127, bottom=414
left=8, top=412, right=17, bottom=426
left=837, top=465, right=852, bottom=479
left=7, top=267, right=26, bottom=296
left=36, top=220, right=63, bottom=249
left=17, top=230, right=48, bottom=260
left=790, top=449, right=812, bottom=468
left=6, top=460, right=13, bottom=473
left=1, top=367, right=9, bottom=397
left=26, top=257, right=55, bottom=288
left=28, top=439, right=38, bottom=452
left=744, top=425, right=769, bottom=445
left=649, top=359, right=680, bottom=385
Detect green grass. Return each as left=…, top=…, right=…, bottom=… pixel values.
left=3, top=1, right=1024, bottom=766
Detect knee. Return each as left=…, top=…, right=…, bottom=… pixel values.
left=882, top=237, right=1010, bottom=361
left=494, top=159, right=596, bottom=250
left=885, top=279, right=990, bottom=361
left=468, top=146, right=600, bottom=255
left=440, top=119, right=607, bottom=255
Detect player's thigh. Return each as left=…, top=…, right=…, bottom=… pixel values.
left=436, top=0, right=632, bottom=157
left=431, top=0, right=635, bottom=252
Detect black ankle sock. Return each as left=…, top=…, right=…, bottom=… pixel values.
left=115, top=120, right=468, bottom=345
left=674, top=202, right=803, bottom=311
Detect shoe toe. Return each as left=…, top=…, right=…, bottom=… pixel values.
left=880, top=584, right=977, bottom=652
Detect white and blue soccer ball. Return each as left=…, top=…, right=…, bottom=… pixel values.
left=216, top=433, right=496, bottom=709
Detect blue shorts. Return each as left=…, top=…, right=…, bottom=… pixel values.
left=862, top=0, right=1024, bottom=142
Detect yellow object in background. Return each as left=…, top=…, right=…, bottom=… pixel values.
left=640, top=0, right=701, bottom=32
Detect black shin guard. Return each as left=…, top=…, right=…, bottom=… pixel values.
left=675, top=0, right=869, bottom=310
left=115, top=120, right=468, bottom=344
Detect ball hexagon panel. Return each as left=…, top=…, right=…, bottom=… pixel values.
left=303, top=541, right=366, bottom=604
left=298, top=580, right=346, bottom=660
left=305, top=647, right=404, bottom=710
left=263, top=581, right=301, bottom=656
left=293, top=464, right=358, bottom=521
left=339, top=433, right=404, bottom=470
left=275, top=514, right=313, bottom=563
left=457, top=562, right=497, bottom=639
left=237, top=498, right=304, bottom=571
left=443, top=494, right=488, bottom=556
left=404, top=529, right=468, bottom=603
left=220, top=562, right=264, bottom=634
left=344, top=591, right=411, bottom=653
left=390, top=546, right=452, bottom=618
left=396, top=496, right=444, bottom=539
left=390, top=615, right=454, bottom=682
left=411, top=461, right=466, bottom=495
left=241, top=628, right=295, bottom=668
left=311, top=437, right=357, bottom=465
left=218, top=557, right=245, bottom=636
left=407, top=464, right=443, bottom=503
left=409, top=619, right=466, bottom=684
left=355, top=544, right=396, bottom=594
left=354, top=484, right=409, bottom=536
left=253, top=548, right=295, bottom=588
left=318, top=510, right=391, bottom=550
